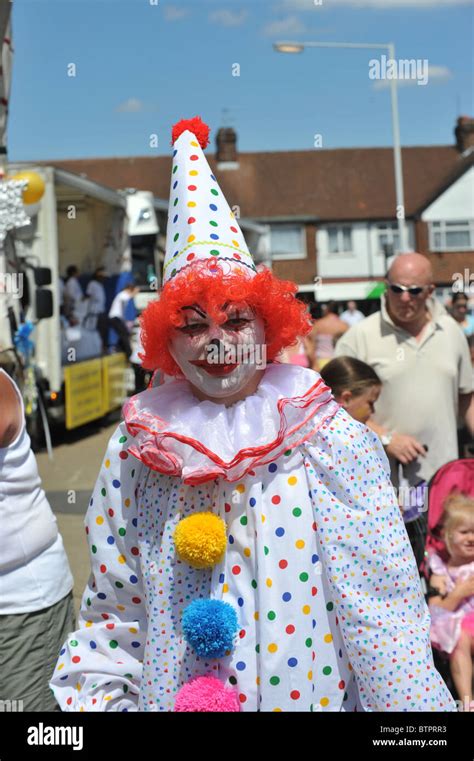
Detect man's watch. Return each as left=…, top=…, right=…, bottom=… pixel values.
left=380, top=431, right=394, bottom=447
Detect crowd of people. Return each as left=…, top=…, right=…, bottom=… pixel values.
left=1, top=250, right=473, bottom=713
left=0, top=114, right=472, bottom=715
left=59, top=265, right=140, bottom=362
left=280, top=252, right=474, bottom=707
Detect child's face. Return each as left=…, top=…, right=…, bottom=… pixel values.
left=338, top=385, right=381, bottom=424
left=446, top=521, right=474, bottom=562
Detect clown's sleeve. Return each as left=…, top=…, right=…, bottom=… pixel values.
left=49, top=423, right=147, bottom=712
left=303, top=408, right=456, bottom=712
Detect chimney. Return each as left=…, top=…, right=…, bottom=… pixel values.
left=216, top=127, right=239, bottom=169
left=455, top=116, right=474, bottom=153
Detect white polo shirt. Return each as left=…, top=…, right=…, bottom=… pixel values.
left=335, top=296, right=473, bottom=487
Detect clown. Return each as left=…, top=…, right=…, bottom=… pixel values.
left=51, top=117, right=455, bottom=712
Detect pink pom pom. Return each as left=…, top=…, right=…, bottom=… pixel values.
left=174, top=675, right=240, bottom=712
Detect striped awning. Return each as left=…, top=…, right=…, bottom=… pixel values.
left=299, top=280, right=386, bottom=302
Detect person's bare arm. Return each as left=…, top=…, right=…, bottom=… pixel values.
left=0, top=372, right=23, bottom=447
left=459, top=392, right=474, bottom=437
left=307, top=325, right=321, bottom=371
left=335, top=319, right=349, bottom=339
left=366, top=418, right=386, bottom=436
left=429, top=574, right=474, bottom=611
left=366, top=416, right=427, bottom=464
left=303, top=335, right=316, bottom=365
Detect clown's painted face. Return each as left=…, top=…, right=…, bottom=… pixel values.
left=169, top=302, right=266, bottom=399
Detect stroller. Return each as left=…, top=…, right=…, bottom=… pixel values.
left=421, top=457, right=474, bottom=699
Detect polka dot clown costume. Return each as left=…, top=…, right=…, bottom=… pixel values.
left=50, top=117, right=456, bottom=713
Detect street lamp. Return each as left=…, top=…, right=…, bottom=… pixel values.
left=273, top=40, right=410, bottom=254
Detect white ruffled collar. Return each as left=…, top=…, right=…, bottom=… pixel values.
left=123, top=363, right=339, bottom=484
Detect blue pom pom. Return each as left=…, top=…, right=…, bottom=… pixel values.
left=182, top=599, right=238, bottom=658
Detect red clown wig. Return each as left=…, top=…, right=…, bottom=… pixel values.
left=139, top=260, right=312, bottom=375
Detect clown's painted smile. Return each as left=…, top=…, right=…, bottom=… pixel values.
left=190, top=359, right=238, bottom=376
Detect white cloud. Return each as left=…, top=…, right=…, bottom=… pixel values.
left=278, top=0, right=473, bottom=7
left=372, top=63, right=453, bottom=89
left=263, top=14, right=308, bottom=37
left=275, top=0, right=322, bottom=8
left=164, top=4, right=189, bottom=21
left=209, top=8, right=248, bottom=25
left=427, top=64, right=454, bottom=80
left=116, top=98, right=144, bottom=113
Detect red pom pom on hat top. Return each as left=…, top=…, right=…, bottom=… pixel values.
left=171, top=116, right=210, bottom=149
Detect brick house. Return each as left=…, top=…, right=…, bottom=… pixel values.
left=47, top=115, right=474, bottom=305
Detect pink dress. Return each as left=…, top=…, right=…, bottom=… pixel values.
left=279, top=341, right=309, bottom=368
left=428, top=553, right=474, bottom=654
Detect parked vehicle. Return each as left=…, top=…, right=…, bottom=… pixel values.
left=0, top=165, right=133, bottom=442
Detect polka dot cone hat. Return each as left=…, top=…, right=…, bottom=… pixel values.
left=163, top=116, right=258, bottom=284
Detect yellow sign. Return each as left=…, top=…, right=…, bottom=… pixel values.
left=64, top=359, right=103, bottom=429
left=102, top=353, right=128, bottom=413
left=64, top=353, right=129, bottom=429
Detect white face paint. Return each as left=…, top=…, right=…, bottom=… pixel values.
left=169, top=302, right=266, bottom=400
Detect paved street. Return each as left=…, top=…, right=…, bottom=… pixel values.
left=36, top=413, right=120, bottom=616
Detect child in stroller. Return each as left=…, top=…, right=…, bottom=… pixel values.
left=422, top=459, right=474, bottom=710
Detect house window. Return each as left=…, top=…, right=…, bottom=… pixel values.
left=327, top=226, right=353, bottom=254
left=270, top=224, right=306, bottom=260
left=376, top=222, right=401, bottom=254
left=429, top=220, right=474, bottom=251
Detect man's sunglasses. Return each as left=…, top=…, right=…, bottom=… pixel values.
left=387, top=282, right=428, bottom=296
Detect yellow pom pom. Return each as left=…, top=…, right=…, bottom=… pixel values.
left=174, top=512, right=227, bottom=568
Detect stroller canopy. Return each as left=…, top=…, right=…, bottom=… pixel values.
left=422, top=458, right=474, bottom=577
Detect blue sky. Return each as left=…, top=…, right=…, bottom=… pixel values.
left=8, top=0, right=474, bottom=161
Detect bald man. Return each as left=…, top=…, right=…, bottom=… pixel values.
left=335, top=253, right=473, bottom=567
